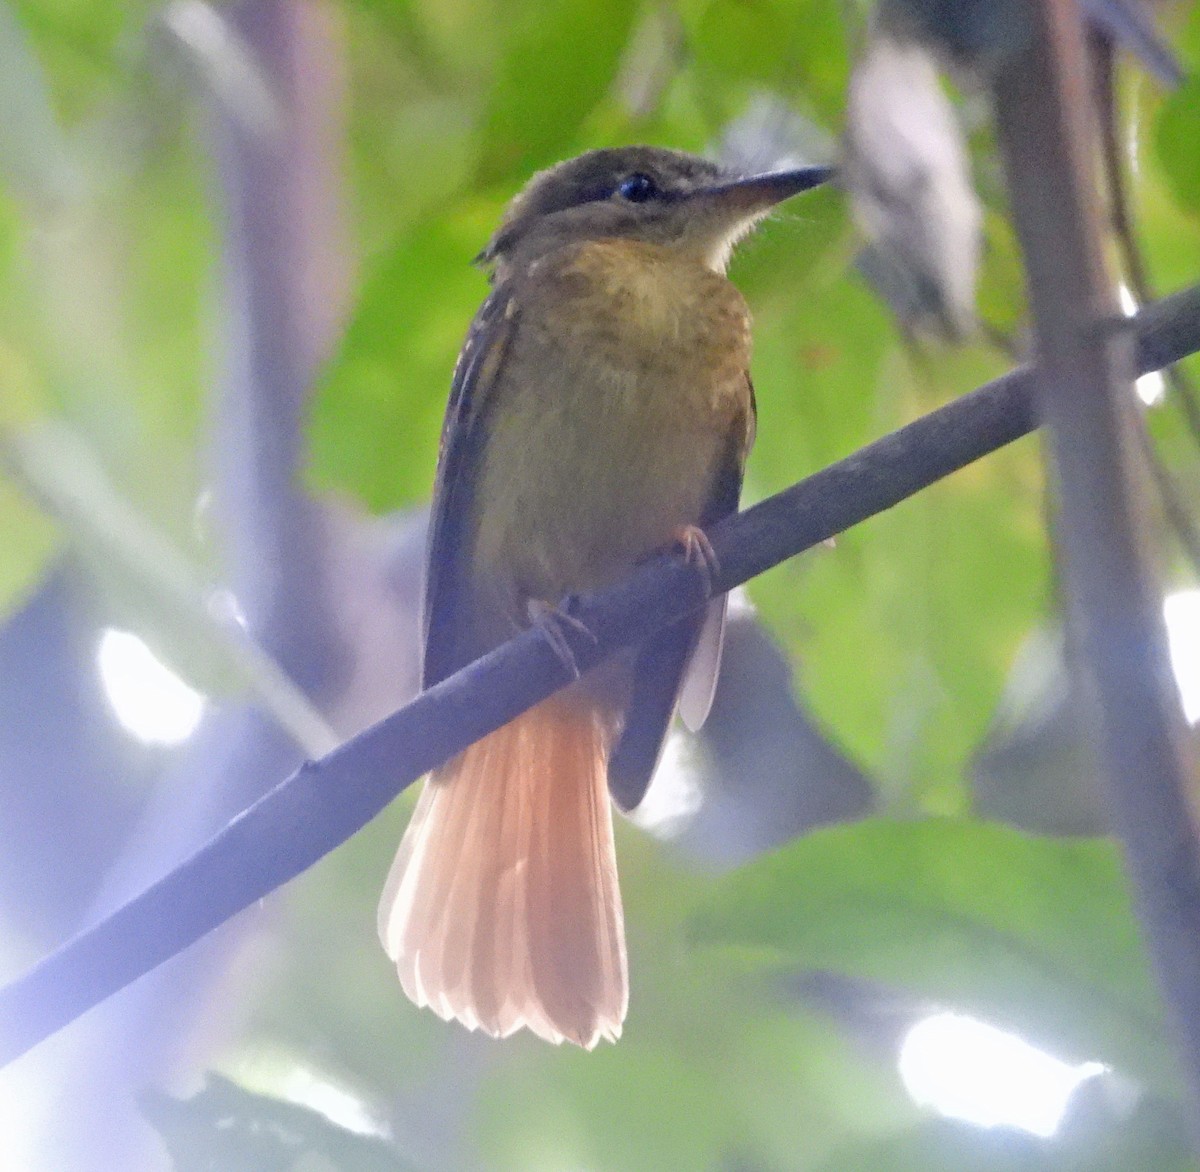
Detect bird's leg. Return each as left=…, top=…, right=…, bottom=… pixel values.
left=671, top=523, right=719, bottom=590
left=525, top=596, right=598, bottom=679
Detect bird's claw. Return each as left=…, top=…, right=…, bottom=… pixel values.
left=526, top=597, right=597, bottom=679
left=672, top=524, right=719, bottom=588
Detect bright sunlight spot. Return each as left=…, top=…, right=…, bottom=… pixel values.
left=1119, top=284, right=1166, bottom=406
left=630, top=731, right=704, bottom=839
left=0, top=1074, right=36, bottom=1172
left=898, top=1012, right=1107, bottom=1138
left=1164, top=591, right=1200, bottom=724
left=96, top=628, right=206, bottom=745
left=272, top=1065, right=384, bottom=1137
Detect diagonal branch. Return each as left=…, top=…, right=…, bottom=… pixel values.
left=1, top=285, right=1199, bottom=1069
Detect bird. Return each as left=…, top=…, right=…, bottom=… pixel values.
left=377, top=146, right=831, bottom=1048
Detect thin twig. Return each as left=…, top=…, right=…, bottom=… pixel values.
left=995, top=0, right=1200, bottom=1127
left=1092, top=30, right=1200, bottom=577
left=1135, top=423, right=1200, bottom=572
left=1, top=286, right=1198, bottom=1067
left=1096, top=51, right=1200, bottom=578
left=0, top=422, right=337, bottom=757
left=1095, top=32, right=1200, bottom=448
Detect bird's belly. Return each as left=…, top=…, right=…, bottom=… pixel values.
left=466, top=239, right=752, bottom=634
left=472, top=353, right=741, bottom=613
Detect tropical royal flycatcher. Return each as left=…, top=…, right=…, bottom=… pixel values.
left=377, top=147, right=831, bottom=1048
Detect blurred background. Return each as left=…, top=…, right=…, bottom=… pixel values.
left=1, top=0, right=1200, bottom=1167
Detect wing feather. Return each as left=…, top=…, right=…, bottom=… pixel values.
left=607, top=377, right=755, bottom=811
left=422, top=286, right=519, bottom=689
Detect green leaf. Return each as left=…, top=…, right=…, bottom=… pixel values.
left=141, top=1073, right=414, bottom=1172
left=11, top=0, right=134, bottom=101
left=0, top=472, right=57, bottom=615
left=473, top=833, right=919, bottom=1171
left=0, top=3, right=78, bottom=206
left=832, top=414, right=1043, bottom=808
left=475, top=0, right=640, bottom=183
left=1156, top=78, right=1200, bottom=217
left=692, top=819, right=1173, bottom=1092
left=686, top=0, right=850, bottom=124
left=977, top=212, right=1026, bottom=335
left=818, top=1119, right=1048, bottom=1172
left=1135, top=104, right=1200, bottom=292
left=0, top=331, right=58, bottom=615
left=693, top=0, right=791, bottom=86
left=308, top=209, right=495, bottom=512
left=817, top=1095, right=1196, bottom=1172
left=744, top=218, right=1042, bottom=807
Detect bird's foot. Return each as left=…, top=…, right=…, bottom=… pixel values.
left=526, top=597, right=597, bottom=679
left=671, top=523, right=719, bottom=588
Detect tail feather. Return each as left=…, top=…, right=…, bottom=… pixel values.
left=378, top=695, right=628, bottom=1048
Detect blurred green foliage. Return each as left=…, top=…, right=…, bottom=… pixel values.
left=694, top=819, right=1170, bottom=1091
left=3, top=0, right=1200, bottom=1169
left=143, top=1074, right=416, bottom=1172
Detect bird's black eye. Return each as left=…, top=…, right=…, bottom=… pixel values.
left=616, top=173, right=659, bottom=202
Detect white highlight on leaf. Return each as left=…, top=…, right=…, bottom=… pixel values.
left=899, top=1012, right=1106, bottom=1137
left=272, top=1065, right=384, bottom=1138
left=1164, top=590, right=1200, bottom=724
left=232, top=1049, right=388, bottom=1140
left=97, top=628, right=206, bottom=745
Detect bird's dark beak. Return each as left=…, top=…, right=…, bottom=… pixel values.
left=692, top=164, right=835, bottom=215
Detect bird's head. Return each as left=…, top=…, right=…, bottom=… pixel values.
left=479, top=146, right=832, bottom=279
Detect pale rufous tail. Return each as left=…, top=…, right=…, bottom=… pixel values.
left=377, top=695, right=628, bottom=1048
